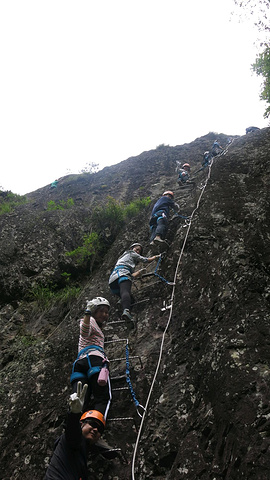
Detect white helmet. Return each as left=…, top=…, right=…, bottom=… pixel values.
left=86, top=297, right=110, bottom=314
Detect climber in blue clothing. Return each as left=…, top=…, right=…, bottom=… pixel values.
left=211, top=140, right=223, bottom=157
left=149, top=191, right=179, bottom=245
left=202, top=151, right=212, bottom=167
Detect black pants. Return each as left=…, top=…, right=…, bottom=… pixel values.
left=71, top=355, right=112, bottom=418
left=120, top=279, right=132, bottom=310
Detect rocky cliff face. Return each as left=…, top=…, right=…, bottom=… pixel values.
left=0, top=129, right=270, bottom=480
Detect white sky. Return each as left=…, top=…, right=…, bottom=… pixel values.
left=0, top=0, right=268, bottom=195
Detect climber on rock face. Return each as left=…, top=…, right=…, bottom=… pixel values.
left=70, top=297, right=112, bottom=418
left=211, top=140, right=223, bottom=157
left=149, top=191, right=179, bottom=245
left=109, top=243, right=160, bottom=325
left=44, top=383, right=115, bottom=480
left=177, top=163, right=191, bottom=186
left=202, top=151, right=213, bottom=167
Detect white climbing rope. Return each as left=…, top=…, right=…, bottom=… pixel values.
left=131, top=142, right=231, bottom=480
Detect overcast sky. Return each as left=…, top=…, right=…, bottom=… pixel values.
left=0, top=0, right=268, bottom=195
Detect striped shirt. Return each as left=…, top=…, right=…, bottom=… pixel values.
left=78, top=316, right=105, bottom=360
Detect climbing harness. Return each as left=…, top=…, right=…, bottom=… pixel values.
left=131, top=142, right=232, bottom=480
left=126, top=340, right=145, bottom=418
left=70, top=345, right=104, bottom=383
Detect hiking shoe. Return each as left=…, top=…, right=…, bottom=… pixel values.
left=122, top=309, right=132, bottom=321
left=122, top=309, right=135, bottom=330
left=153, top=236, right=165, bottom=244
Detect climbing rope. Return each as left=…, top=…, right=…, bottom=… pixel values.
left=126, top=339, right=146, bottom=417
left=131, top=144, right=231, bottom=480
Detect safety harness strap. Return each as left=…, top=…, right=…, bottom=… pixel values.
left=70, top=345, right=103, bottom=384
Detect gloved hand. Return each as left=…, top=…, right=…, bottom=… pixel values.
left=69, top=381, right=88, bottom=413
left=85, top=301, right=92, bottom=315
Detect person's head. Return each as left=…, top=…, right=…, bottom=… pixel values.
left=182, top=163, right=191, bottom=172
left=86, top=297, right=110, bottom=325
left=130, top=242, right=143, bottom=255
left=163, top=190, right=174, bottom=199
left=80, top=410, right=105, bottom=444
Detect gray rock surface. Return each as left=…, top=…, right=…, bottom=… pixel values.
left=0, top=128, right=270, bottom=479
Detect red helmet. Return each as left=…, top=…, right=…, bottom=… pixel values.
left=163, top=191, right=174, bottom=198
left=183, top=163, right=191, bottom=170
left=80, top=410, right=106, bottom=429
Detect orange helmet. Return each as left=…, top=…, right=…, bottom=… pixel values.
left=163, top=190, right=174, bottom=198
left=183, top=163, right=191, bottom=170
left=80, top=410, right=106, bottom=431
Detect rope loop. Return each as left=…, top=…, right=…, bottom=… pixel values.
left=136, top=404, right=146, bottom=418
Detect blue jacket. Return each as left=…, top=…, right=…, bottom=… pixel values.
left=150, top=196, right=176, bottom=218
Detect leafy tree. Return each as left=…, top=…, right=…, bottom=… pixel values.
left=65, top=232, right=100, bottom=270
left=91, top=195, right=151, bottom=242
left=91, top=196, right=125, bottom=241
left=252, top=48, right=270, bottom=117
left=47, top=198, right=74, bottom=211
left=0, top=191, right=27, bottom=215
left=233, top=0, right=270, bottom=117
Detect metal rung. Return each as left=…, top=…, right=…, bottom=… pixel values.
left=105, top=338, right=127, bottom=344
left=110, top=355, right=143, bottom=368
left=131, top=298, right=150, bottom=306
left=110, top=355, right=142, bottom=365
left=107, top=417, right=134, bottom=422
left=110, top=374, right=126, bottom=381
left=106, top=320, right=125, bottom=325
left=112, top=387, right=129, bottom=391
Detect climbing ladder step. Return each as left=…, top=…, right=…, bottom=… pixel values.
left=107, top=416, right=135, bottom=422
left=106, top=320, right=126, bottom=325
left=105, top=338, right=127, bottom=345
left=110, top=374, right=127, bottom=381
left=112, top=386, right=129, bottom=391
left=110, top=355, right=143, bottom=367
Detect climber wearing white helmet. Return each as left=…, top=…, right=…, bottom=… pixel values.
left=109, top=243, right=160, bottom=325
left=70, top=297, right=112, bottom=418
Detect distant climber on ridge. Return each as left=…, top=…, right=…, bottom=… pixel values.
left=149, top=191, right=179, bottom=245
left=70, top=297, right=112, bottom=418
left=50, top=179, right=58, bottom=189
left=44, top=383, right=115, bottom=480
left=109, top=243, right=160, bottom=325
left=211, top=140, right=223, bottom=157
